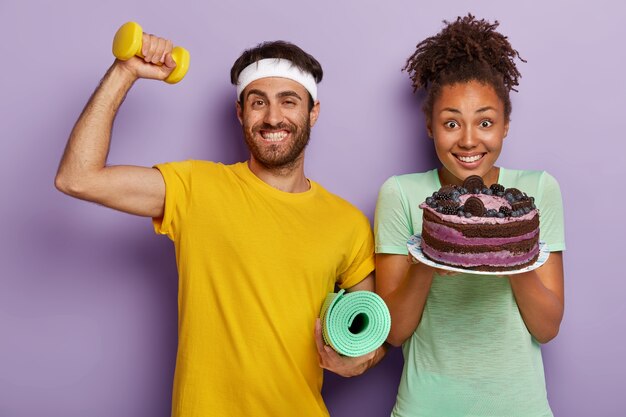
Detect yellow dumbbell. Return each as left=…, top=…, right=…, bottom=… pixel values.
left=112, top=21, right=190, bottom=84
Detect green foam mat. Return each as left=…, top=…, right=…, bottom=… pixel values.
left=319, top=289, right=391, bottom=357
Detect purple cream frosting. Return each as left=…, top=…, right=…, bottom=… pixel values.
left=423, top=221, right=539, bottom=246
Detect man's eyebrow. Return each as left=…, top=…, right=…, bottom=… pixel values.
left=277, top=91, right=303, bottom=101
left=246, top=89, right=269, bottom=100
left=246, top=90, right=303, bottom=101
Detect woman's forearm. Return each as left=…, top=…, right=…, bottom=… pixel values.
left=508, top=269, right=564, bottom=343
left=382, top=263, right=434, bottom=346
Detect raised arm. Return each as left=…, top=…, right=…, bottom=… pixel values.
left=55, top=32, right=177, bottom=217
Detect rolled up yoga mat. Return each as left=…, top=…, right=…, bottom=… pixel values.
left=319, top=289, right=391, bottom=357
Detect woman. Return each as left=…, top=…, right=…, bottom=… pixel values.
left=375, top=15, right=565, bottom=417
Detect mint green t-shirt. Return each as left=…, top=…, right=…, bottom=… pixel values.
left=375, top=168, right=565, bottom=417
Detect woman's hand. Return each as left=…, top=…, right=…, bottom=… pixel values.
left=408, top=253, right=459, bottom=276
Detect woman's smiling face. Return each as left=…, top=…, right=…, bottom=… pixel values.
left=428, top=80, right=509, bottom=187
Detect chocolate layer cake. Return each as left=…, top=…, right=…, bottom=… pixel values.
left=419, top=175, right=539, bottom=272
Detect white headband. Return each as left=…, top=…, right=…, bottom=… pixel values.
left=236, top=58, right=318, bottom=102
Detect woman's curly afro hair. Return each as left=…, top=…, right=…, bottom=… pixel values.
left=404, top=14, right=526, bottom=121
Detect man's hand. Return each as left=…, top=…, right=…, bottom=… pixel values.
left=117, top=33, right=177, bottom=81
left=314, top=318, right=375, bottom=378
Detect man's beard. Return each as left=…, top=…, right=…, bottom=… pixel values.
left=243, top=117, right=311, bottom=170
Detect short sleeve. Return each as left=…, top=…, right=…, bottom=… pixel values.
left=152, top=160, right=193, bottom=240
left=374, top=176, right=412, bottom=255
left=337, top=214, right=375, bottom=289
left=537, top=172, right=566, bottom=252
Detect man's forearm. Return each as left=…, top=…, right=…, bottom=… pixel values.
left=56, top=63, right=137, bottom=192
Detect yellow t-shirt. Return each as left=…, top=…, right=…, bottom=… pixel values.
left=153, top=161, right=375, bottom=417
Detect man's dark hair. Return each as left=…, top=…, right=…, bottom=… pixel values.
left=404, top=14, right=525, bottom=121
left=230, top=40, right=323, bottom=110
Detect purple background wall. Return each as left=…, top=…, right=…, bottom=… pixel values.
left=1, top=0, right=624, bottom=416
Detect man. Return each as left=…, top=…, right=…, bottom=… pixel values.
left=55, top=30, right=385, bottom=417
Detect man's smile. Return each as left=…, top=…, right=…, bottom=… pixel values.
left=260, top=130, right=290, bottom=142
